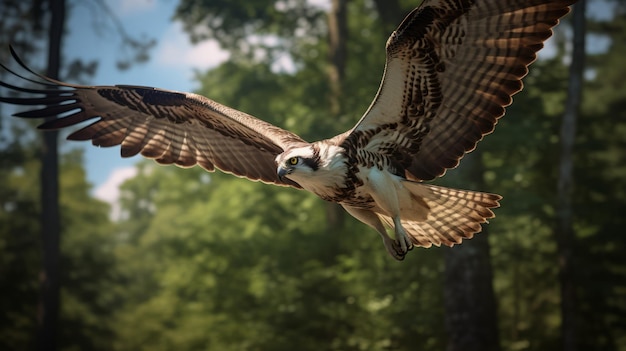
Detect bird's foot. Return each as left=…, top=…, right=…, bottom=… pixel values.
left=382, top=235, right=406, bottom=261
left=382, top=219, right=414, bottom=261
left=393, top=217, right=413, bottom=257
left=397, top=235, right=414, bottom=255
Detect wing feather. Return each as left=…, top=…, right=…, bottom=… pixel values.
left=378, top=184, right=500, bottom=248
left=0, top=49, right=305, bottom=188
left=341, top=0, right=574, bottom=181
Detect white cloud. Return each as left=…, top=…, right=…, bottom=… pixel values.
left=157, top=22, right=230, bottom=72
left=95, top=166, right=138, bottom=220
left=113, top=0, right=156, bottom=16
left=307, top=0, right=331, bottom=11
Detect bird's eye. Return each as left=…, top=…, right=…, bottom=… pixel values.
left=289, top=157, right=299, bottom=165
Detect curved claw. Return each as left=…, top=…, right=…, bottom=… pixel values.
left=382, top=236, right=406, bottom=261
left=393, top=216, right=414, bottom=255
left=383, top=236, right=413, bottom=261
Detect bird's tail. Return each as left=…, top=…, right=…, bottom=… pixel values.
left=378, top=182, right=502, bottom=248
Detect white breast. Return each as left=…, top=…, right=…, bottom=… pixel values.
left=357, top=166, right=416, bottom=218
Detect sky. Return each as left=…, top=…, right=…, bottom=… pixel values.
left=63, top=0, right=230, bottom=211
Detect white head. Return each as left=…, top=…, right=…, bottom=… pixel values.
left=275, top=143, right=348, bottom=198
left=275, top=145, right=320, bottom=182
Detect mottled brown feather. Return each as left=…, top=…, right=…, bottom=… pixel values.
left=0, top=60, right=304, bottom=188
left=342, top=0, right=574, bottom=181
left=378, top=184, right=501, bottom=248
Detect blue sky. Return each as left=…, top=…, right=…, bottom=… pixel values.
left=62, top=0, right=229, bottom=208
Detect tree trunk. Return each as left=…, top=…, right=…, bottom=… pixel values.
left=325, top=0, right=348, bottom=240
left=37, top=0, right=64, bottom=350
left=443, top=150, right=500, bottom=351
left=556, top=2, right=585, bottom=351
left=327, top=0, right=347, bottom=117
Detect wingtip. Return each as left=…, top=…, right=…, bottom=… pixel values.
left=3, top=45, right=77, bottom=88
left=8, top=45, right=29, bottom=73
left=8, top=44, right=17, bottom=58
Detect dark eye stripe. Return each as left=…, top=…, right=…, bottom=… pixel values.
left=301, top=157, right=319, bottom=171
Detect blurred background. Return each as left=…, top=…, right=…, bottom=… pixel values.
left=0, top=0, right=624, bottom=350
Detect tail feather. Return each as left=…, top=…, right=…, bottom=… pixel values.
left=378, top=182, right=501, bottom=248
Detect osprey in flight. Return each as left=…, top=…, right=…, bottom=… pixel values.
left=0, top=0, right=574, bottom=260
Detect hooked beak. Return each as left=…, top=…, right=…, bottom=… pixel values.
left=277, top=166, right=291, bottom=181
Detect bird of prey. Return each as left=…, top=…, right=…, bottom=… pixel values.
left=0, top=0, right=574, bottom=260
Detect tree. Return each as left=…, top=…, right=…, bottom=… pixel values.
left=0, top=143, right=120, bottom=350
left=107, top=2, right=449, bottom=349
left=0, top=128, right=41, bottom=350
left=442, top=151, right=501, bottom=351
left=5, top=1, right=626, bottom=350
left=555, top=2, right=586, bottom=351
left=144, top=1, right=497, bottom=345
left=0, top=0, right=154, bottom=349
left=98, top=1, right=626, bottom=349
left=570, top=1, right=626, bottom=349
left=37, top=1, right=65, bottom=350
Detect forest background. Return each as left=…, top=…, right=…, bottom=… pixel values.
left=0, top=0, right=624, bottom=351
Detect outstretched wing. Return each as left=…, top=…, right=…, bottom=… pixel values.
left=342, top=0, right=574, bottom=180
left=0, top=49, right=306, bottom=188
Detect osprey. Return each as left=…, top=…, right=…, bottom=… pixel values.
left=0, top=0, right=574, bottom=260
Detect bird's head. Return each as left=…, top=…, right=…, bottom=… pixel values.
left=275, top=145, right=320, bottom=181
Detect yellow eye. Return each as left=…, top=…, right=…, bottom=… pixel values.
left=289, top=157, right=299, bottom=165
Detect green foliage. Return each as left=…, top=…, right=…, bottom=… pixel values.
left=1, top=0, right=625, bottom=350
left=477, top=4, right=626, bottom=349
left=112, top=164, right=447, bottom=350
left=0, top=131, right=40, bottom=349
left=175, top=0, right=326, bottom=54
left=96, top=5, right=449, bottom=347
left=0, top=136, right=120, bottom=350
left=570, top=6, right=626, bottom=349
left=106, top=1, right=626, bottom=350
